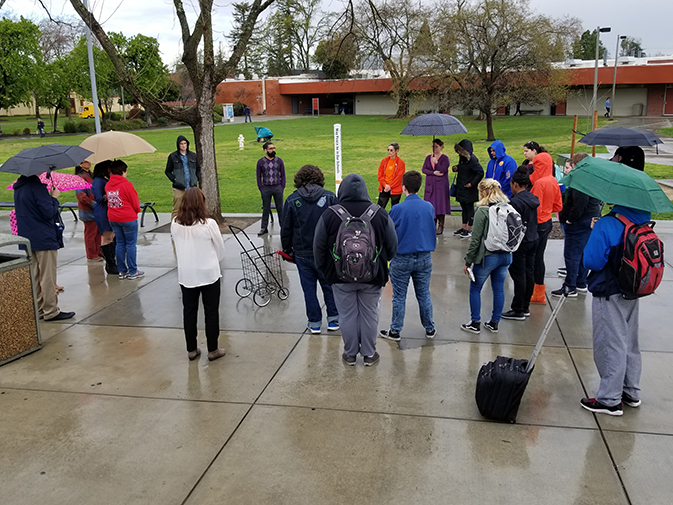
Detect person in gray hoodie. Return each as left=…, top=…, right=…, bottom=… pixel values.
left=281, top=165, right=339, bottom=334
left=314, top=174, right=398, bottom=366
left=165, top=135, right=201, bottom=219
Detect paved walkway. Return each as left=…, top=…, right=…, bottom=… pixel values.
left=1, top=211, right=673, bottom=505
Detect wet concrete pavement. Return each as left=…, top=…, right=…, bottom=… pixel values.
left=1, top=210, right=673, bottom=505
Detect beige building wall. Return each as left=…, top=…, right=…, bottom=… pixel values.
left=565, top=86, right=648, bottom=117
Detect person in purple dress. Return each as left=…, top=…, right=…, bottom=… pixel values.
left=421, top=138, right=451, bottom=234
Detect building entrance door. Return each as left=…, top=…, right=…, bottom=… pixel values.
left=665, top=84, right=673, bottom=115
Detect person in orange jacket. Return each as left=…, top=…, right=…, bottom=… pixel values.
left=529, top=150, right=563, bottom=304
left=377, top=142, right=406, bottom=209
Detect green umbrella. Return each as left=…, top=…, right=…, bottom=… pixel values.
left=559, top=157, right=673, bottom=214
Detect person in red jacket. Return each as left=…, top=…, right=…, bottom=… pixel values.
left=529, top=151, right=563, bottom=304
left=106, top=160, right=143, bottom=280
left=377, top=142, right=405, bottom=209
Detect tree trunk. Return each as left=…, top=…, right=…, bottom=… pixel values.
left=485, top=109, right=495, bottom=141
left=193, top=92, right=223, bottom=223
left=53, top=108, right=59, bottom=132
left=395, top=91, right=410, bottom=118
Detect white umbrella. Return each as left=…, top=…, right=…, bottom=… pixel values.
left=80, top=131, right=156, bottom=163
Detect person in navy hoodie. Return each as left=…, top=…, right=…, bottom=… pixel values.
left=13, top=175, right=75, bottom=321
left=580, top=204, right=650, bottom=416
left=485, top=140, right=516, bottom=198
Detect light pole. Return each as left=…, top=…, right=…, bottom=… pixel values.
left=610, top=35, right=627, bottom=119
left=592, top=26, right=611, bottom=123
left=83, top=0, right=101, bottom=134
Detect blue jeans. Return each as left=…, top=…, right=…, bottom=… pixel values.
left=563, top=218, right=593, bottom=290
left=110, top=220, right=138, bottom=274
left=470, top=253, right=512, bottom=322
left=295, top=255, right=338, bottom=327
left=389, top=252, right=434, bottom=332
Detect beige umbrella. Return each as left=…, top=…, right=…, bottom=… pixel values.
left=80, top=131, right=156, bottom=163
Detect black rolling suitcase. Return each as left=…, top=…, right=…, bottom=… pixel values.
left=475, top=294, right=567, bottom=423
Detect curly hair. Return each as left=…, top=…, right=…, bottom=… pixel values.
left=294, top=164, right=325, bottom=188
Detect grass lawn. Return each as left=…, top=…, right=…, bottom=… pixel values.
left=658, top=127, right=673, bottom=138
left=2, top=114, right=672, bottom=217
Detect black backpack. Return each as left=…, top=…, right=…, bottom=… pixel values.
left=330, top=204, right=380, bottom=282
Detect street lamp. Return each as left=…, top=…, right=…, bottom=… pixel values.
left=610, top=35, right=627, bottom=119
left=592, top=26, right=611, bottom=122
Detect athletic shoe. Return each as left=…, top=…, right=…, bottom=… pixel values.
left=363, top=352, right=380, bottom=366
left=127, top=270, right=145, bottom=280
left=118, top=272, right=128, bottom=280
left=501, top=310, right=526, bottom=321
left=523, top=311, right=531, bottom=317
left=575, top=286, right=588, bottom=294
left=257, top=229, right=268, bottom=236
left=44, top=311, right=75, bottom=322
left=622, top=392, right=642, bottom=408
left=379, top=329, right=401, bottom=342
left=327, top=322, right=340, bottom=331
left=580, top=397, right=623, bottom=416
left=551, top=286, right=577, bottom=298
left=461, top=230, right=472, bottom=239
left=342, top=353, right=356, bottom=366
left=425, top=328, right=437, bottom=339
left=557, top=267, right=567, bottom=278
left=308, top=324, right=321, bottom=334
left=453, top=228, right=464, bottom=236
left=460, top=320, right=480, bottom=334
left=484, top=320, right=499, bottom=333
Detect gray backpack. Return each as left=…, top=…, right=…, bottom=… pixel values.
left=330, top=204, right=380, bottom=282
left=484, top=202, right=525, bottom=253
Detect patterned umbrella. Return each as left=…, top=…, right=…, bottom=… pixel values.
left=6, top=172, right=91, bottom=191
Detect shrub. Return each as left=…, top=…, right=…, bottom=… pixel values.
left=13, top=129, right=21, bottom=136
left=23, top=127, right=31, bottom=135
left=233, top=102, right=245, bottom=116
left=109, top=119, right=147, bottom=131
left=64, top=121, right=77, bottom=133
left=106, top=112, right=121, bottom=121
left=157, top=117, right=169, bottom=126
left=213, top=112, right=223, bottom=122
left=213, top=104, right=224, bottom=116
left=77, top=122, right=94, bottom=133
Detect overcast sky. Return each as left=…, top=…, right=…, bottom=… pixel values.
left=4, top=0, right=673, bottom=67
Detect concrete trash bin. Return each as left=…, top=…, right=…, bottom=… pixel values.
left=0, top=233, right=42, bottom=366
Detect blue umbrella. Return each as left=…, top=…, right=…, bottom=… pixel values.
left=1, top=144, right=93, bottom=177
left=578, top=127, right=663, bottom=147
left=400, top=113, right=468, bottom=138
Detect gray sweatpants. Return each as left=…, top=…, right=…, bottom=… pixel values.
left=332, top=283, right=382, bottom=358
left=592, top=295, right=641, bottom=406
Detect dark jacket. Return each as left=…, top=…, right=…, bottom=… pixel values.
left=454, top=139, right=483, bottom=203
left=165, top=135, right=200, bottom=190
left=281, top=184, right=338, bottom=257
left=509, top=189, right=540, bottom=244
left=313, top=174, right=398, bottom=286
left=13, top=175, right=62, bottom=251
left=558, top=188, right=602, bottom=224
left=585, top=205, right=651, bottom=298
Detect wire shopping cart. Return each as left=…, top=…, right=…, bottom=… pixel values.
left=229, top=225, right=289, bottom=307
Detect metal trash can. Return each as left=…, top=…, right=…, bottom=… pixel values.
left=0, top=233, right=42, bottom=366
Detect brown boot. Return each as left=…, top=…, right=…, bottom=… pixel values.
left=436, top=215, right=445, bottom=235
left=530, top=284, right=547, bottom=304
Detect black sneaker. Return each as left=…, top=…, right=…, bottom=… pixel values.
left=622, top=392, right=641, bottom=408
left=461, top=230, right=472, bottom=239
left=551, top=286, right=578, bottom=298
left=557, top=267, right=567, bottom=278
left=425, top=328, right=436, bottom=339
left=501, top=310, right=526, bottom=321
left=257, top=229, right=268, bottom=236
left=363, top=352, right=380, bottom=366
left=576, top=286, right=588, bottom=294
left=484, top=320, right=499, bottom=332
left=460, top=320, right=480, bottom=334
left=379, top=329, right=401, bottom=342
left=342, top=353, right=356, bottom=366
left=44, top=311, right=76, bottom=322
left=580, top=397, right=623, bottom=416
left=453, top=228, right=464, bottom=236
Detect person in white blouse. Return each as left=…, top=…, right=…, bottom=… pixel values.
left=171, top=188, right=227, bottom=361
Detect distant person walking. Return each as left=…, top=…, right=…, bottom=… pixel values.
left=605, top=97, right=611, bottom=118
left=171, top=188, right=227, bottom=362
left=377, top=142, right=405, bottom=209
left=244, top=105, right=252, bottom=122
left=165, top=135, right=201, bottom=221
left=421, top=139, right=451, bottom=234
left=379, top=170, right=437, bottom=342
left=37, top=117, right=45, bottom=137
left=451, top=139, right=484, bottom=238
left=256, top=141, right=286, bottom=236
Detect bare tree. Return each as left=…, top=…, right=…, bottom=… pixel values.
left=38, top=16, right=85, bottom=63
left=52, top=0, right=275, bottom=221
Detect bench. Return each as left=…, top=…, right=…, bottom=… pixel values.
left=140, top=202, right=158, bottom=227
left=0, top=201, right=15, bottom=209
left=519, top=109, right=543, bottom=116
left=58, top=202, right=79, bottom=222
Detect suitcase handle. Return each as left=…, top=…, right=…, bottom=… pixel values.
left=524, top=294, right=567, bottom=374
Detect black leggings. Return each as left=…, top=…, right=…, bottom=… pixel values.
left=181, top=279, right=221, bottom=352
left=460, top=202, right=475, bottom=226
left=534, top=220, right=553, bottom=285
left=377, top=191, right=401, bottom=209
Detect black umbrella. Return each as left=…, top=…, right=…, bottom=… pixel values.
left=400, top=113, right=468, bottom=138
left=578, top=127, right=663, bottom=147
left=0, top=144, right=94, bottom=177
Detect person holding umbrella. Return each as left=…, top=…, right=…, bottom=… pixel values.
left=421, top=139, right=451, bottom=235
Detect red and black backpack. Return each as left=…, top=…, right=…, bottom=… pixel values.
left=612, top=213, right=664, bottom=299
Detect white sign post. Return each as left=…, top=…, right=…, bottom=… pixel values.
left=334, top=123, right=342, bottom=194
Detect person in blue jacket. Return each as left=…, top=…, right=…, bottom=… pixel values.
left=485, top=140, right=516, bottom=197
left=13, top=175, right=75, bottom=321
left=580, top=204, right=650, bottom=417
